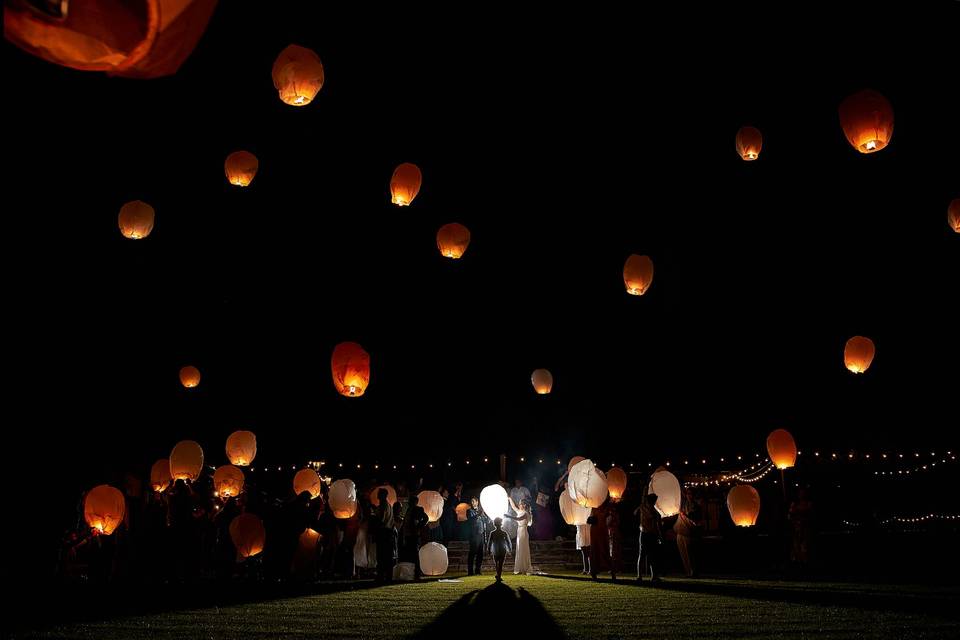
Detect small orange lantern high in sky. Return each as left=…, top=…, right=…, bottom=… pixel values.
left=727, top=485, right=761, bottom=527
left=272, top=45, right=324, bottom=107
left=839, top=89, right=894, bottom=154
left=84, top=485, right=126, bottom=535
left=390, top=163, right=422, bottom=206
left=179, top=365, right=201, bottom=388
left=436, top=223, right=471, bottom=259
left=293, top=468, right=322, bottom=499
left=332, top=342, right=370, bottom=397
left=948, top=199, right=960, bottom=233
left=623, top=254, right=654, bottom=296
left=606, top=467, right=628, bottom=502
left=844, top=336, right=876, bottom=374
left=118, top=200, right=155, bottom=239
left=224, top=151, right=259, bottom=187
left=225, top=430, right=257, bottom=466
left=229, top=513, right=266, bottom=559
left=735, top=126, right=763, bottom=161
left=766, top=429, right=797, bottom=470
left=150, top=459, right=172, bottom=493
left=531, top=369, right=553, bottom=394
left=213, top=465, right=245, bottom=498
left=170, top=440, right=205, bottom=481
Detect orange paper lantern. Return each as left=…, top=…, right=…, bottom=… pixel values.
left=726, top=484, right=761, bottom=527
left=436, top=223, right=471, bottom=259
left=272, top=45, right=324, bottom=107
left=370, top=485, right=398, bottom=508
left=84, top=485, right=126, bottom=535
left=766, top=429, right=797, bottom=470
left=606, top=467, right=628, bottom=502
left=417, top=490, right=445, bottom=523
left=169, top=440, right=204, bottom=481
left=531, top=369, right=553, bottom=395
left=179, top=365, right=201, bottom=388
left=213, top=465, right=245, bottom=498
left=390, top=163, right=422, bottom=206
left=623, top=254, right=654, bottom=296
left=225, top=430, right=257, bottom=466
left=947, top=199, right=960, bottom=233
left=224, top=151, right=259, bottom=187
left=329, top=479, right=358, bottom=519
left=455, top=502, right=470, bottom=522
left=839, top=89, right=894, bottom=154
left=150, top=459, right=172, bottom=493
left=293, top=469, right=322, bottom=499
left=844, top=336, right=876, bottom=374
left=118, top=200, right=155, bottom=239
left=735, top=126, right=763, bottom=161
left=229, top=513, right=266, bottom=559
left=332, top=342, right=370, bottom=397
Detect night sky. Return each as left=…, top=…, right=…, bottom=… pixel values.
left=7, top=4, right=958, bottom=504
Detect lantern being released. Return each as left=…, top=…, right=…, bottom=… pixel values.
left=839, top=89, right=894, bottom=154
left=224, top=151, right=259, bottom=187
left=84, top=485, right=125, bottom=535
left=213, top=465, right=245, bottom=498
left=150, top=459, right=172, bottom=492
left=531, top=369, right=553, bottom=395
left=369, top=484, right=398, bottom=508
left=735, top=126, right=763, bottom=161
left=844, top=336, right=876, bottom=374
left=623, top=254, right=654, bottom=296
left=455, top=502, right=470, bottom=522
left=229, top=513, right=266, bottom=559
left=118, top=200, right=155, bottom=239
left=390, top=163, right=422, bottom=206
left=169, top=440, right=204, bottom=481
left=293, top=468, right=322, bottom=499
left=179, top=365, right=201, bottom=388
left=225, top=430, right=257, bottom=466
left=418, top=490, right=445, bottom=523
left=479, top=484, right=510, bottom=523
left=767, top=429, right=797, bottom=470
left=419, top=542, right=449, bottom=576
left=436, top=223, right=471, bottom=259
left=949, top=199, right=960, bottom=233
left=649, top=469, right=681, bottom=517
left=329, top=479, right=358, bottom=518
left=331, top=342, right=370, bottom=397
left=567, top=456, right=585, bottom=473
left=272, top=45, right=324, bottom=106
left=559, top=491, right=591, bottom=525
left=727, top=484, right=761, bottom=527
left=568, top=459, right=609, bottom=508
left=606, top=467, right=628, bottom=502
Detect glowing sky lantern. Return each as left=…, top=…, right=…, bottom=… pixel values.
left=418, top=490, right=445, bottom=523
left=179, top=365, right=201, bottom=389
left=649, top=468, right=681, bottom=517
left=390, top=163, right=422, bottom=206
left=844, top=336, right=875, bottom=374
left=329, top=479, right=358, bottom=518
left=735, top=126, right=763, bottom=161
left=332, top=342, right=370, bottom=397
left=169, top=440, right=204, bottom=481
left=568, top=459, right=609, bottom=508
left=230, top=513, right=266, bottom=559
left=559, top=491, right=591, bottom=525
left=225, top=430, right=257, bottom=466
left=272, top=45, right=324, bottom=107
left=949, top=199, right=960, bottom=233
left=369, top=484, right=398, bottom=508
left=419, top=542, right=449, bottom=576
left=118, top=200, right=155, bottom=239
left=224, top=151, right=259, bottom=187
left=531, top=369, right=553, bottom=394
left=479, top=484, right=510, bottom=523
left=150, top=459, right=172, bottom=493
left=766, top=429, right=797, bottom=470
left=84, top=485, right=125, bottom=535
left=839, top=89, right=894, bottom=154
left=455, top=502, right=470, bottom=522
left=436, top=223, right=471, bottom=259
left=213, top=465, right=245, bottom=498
left=727, top=484, right=761, bottom=526
left=293, top=468, right=322, bottom=499
left=606, top=467, right=628, bottom=502
left=623, top=254, right=654, bottom=296
left=567, top=456, right=585, bottom=473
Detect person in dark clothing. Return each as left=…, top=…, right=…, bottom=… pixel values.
left=402, top=495, right=428, bottom=579
left=587, top=505, right=610, bottom=580
left=374, top=488, right=396, bottom=582
left=440, top=487, right=457, bottom=545
left=466, top=496, right=489, bottom=575
left=488, top=517, right=512, bottom=582
left=635, top=492, right=663, bottom=582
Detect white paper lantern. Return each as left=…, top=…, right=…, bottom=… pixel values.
left=568, top=459, right=608, bottom=508
left=329, top=479, right=358, bottom=518
left=559, top=491, right=591, bottom=525
left=417, top=490, right=445, bottom=523
left=419, top=542, right=449, bottom=576
left=649, top=469, right=681, bottom=517
left=480, top=484, right=510, bottom=523
left=727, top=485, right=761, bottom=527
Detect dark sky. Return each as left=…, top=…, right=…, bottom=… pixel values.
left=7, top=4, right=958, bottom=483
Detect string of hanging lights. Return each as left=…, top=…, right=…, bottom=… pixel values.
left=843, top=514, right=960, bottom=527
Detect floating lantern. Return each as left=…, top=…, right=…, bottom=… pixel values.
left=727, top=485, right=761, bottom=526
left=331, top=342, right=370, bottom=397
left=606, top=467, right=628, bottom=502
left=150, top=459, right=172, bottom=492
left=225, top=430, right=257, bottom=466
left=479, top=484, right=509, bottom=523
left=567, top=456, right=585, bottom=473
left=417, top=490, right=445, bottom=523
left=455, top=502, right=470, bottom=522
left=419, top=542, right=449, bottom=576
left=559, top=491, right=591, bottom=525
left=649, top=469, right=681, bottom=517
left=272, top=45, right=324, bottom=107
left=623, top=254, right=654, bottom=296
left=370, top=485, right=398, bottom=508
left=844, top=336, right=876, bottom=374
left=839, top=89, right=894, bottom=154
left=329, top=479, right=358, bottom=518
left=224, top=151, right=259, bottom=187
left=213, top=465, right=245, bottom=498
left=293, top=468, right=322, bottom=499
left=118, top=200, right=155, bottom=239
left=531, top=369, right=553, bottom=395
left=84, top=485, right=125, bottom=535
left=735, top=126, right=763, bottom=161
left=229, top=513, right=266, bottom=559
left=169, top=440, right=204, bottom=481
left=949, top=199, right=960, bottom=233
left=568, top=459, right=609, bottom=508
left=179, top=365, right=201, bottom=389
left=390, top=163, right=422, bottom=206
left=436, top=223, right=471, bottom=259
left=766, top=429, right=797, bottom=470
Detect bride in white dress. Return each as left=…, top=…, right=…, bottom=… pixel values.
left=506, top=497, right=534, bottom=575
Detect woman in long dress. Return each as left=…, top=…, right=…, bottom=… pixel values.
left=506, top=497, right=534, bottom=574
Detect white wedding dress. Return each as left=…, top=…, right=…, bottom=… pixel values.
left=513, top=507, right=533, bottom=574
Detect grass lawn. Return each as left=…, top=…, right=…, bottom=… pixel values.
left=20, top=573, right=958, bottom=639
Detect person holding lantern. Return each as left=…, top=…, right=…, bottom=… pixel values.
left=374, top=488, right=396, bottom=582
left=466, top=496, right=490, bottom=575
left=504, top=497, right=534, bottom=574
left=635, top=492, right=663, bottom=583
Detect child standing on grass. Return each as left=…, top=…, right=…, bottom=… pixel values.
left=488, top=517, right=512, bottom=582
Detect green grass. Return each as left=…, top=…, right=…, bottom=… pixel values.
left=21, top=573, right=958, bottom=639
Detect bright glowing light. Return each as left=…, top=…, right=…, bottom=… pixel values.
left=480, top=484, right=510, bottom=523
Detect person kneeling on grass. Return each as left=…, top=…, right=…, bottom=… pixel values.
left=488, top=517, right=512, bottom=582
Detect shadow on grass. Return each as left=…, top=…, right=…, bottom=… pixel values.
left=539, top=574, right=959, bottom=621
left=409, top=581, right=564, bottom=639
